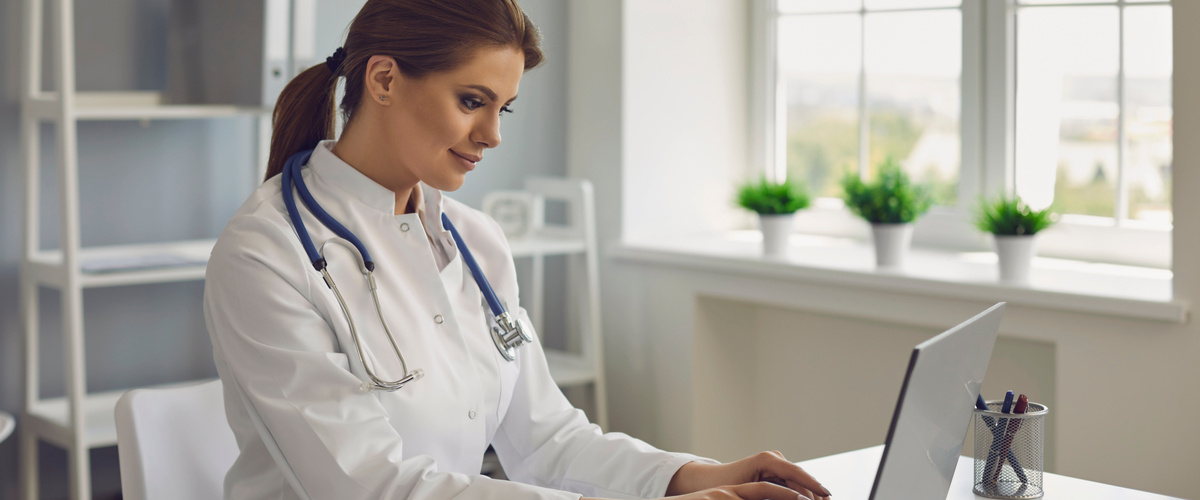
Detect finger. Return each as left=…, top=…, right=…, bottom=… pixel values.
left=782, top=480, right=823, bottom=500
left=733, top=481, right=806, bottom=500
left=781, top=476, right=829, bottom=500
left=759, top=456, right=831, bottom=498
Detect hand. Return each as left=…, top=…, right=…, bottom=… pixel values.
left=665, top=451, right=831, bottom=500
left=582, top=482, right=806, bottom=500
left=663, top=481, right=813, bottom=500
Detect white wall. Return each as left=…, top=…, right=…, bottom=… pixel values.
left=569, top=1, right=1200, bottom=498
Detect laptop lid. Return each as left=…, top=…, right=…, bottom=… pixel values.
left=869, top=302, right=1005, bottom=500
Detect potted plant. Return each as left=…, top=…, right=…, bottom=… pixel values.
left=736, top=176, right=811, bottom=259
left=840, top=158, right=933, bottom=269
left=975, top=194, right=1055, bottom=284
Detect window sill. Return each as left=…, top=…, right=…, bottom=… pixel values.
left=609, top=231, right=1188, bottom=324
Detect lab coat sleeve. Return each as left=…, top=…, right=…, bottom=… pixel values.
left=490, top=308, right=718, bottom=499
left=205, top=214, right=582, bottom=500
left=475, top=224, right=719, bottom=499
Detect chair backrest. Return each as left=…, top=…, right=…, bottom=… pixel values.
left=115, top=379, right=238, bottom=500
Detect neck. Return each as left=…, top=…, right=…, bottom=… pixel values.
left=330, top=119, right=419, bottom=215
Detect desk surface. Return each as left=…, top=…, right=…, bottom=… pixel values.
left=797, top=446, right=1180, bottom=500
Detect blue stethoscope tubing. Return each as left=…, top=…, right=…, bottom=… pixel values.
left=281, top=149, right=532, bottom=392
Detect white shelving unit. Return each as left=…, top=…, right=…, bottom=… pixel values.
left=17, top=1, right=269, bottom=498
left=498, top=178, right=609, bottom=430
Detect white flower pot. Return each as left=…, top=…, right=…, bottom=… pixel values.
left=994, top=234, right=1038, bottom=284
left=871, top=223, right=913, bottom=269
left=758, top=213, right=795, bottom=259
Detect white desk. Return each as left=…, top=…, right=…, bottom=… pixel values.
left=797, top=446, right=1180, bottom=500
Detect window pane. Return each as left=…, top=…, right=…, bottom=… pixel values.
left=865, top=0, right=960, bottom=9
left=779, top=14, right=861, bottom=198
left=1016, top=7, right=1119, bottom=217
left=865, top=10, right=961, bottom=205
left=1125, top=6, right=1172, bottom=225
left=779, top=0, right=861, bottom=15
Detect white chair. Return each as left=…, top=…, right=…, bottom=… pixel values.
left=0, top=411, right=14, bottom=443
left=114, top=379, right=238, bottom=500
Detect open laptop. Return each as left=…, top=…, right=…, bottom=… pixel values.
left=857, top=302, right=1006, bottom=500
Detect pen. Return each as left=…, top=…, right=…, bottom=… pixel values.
left=993, top=394, right=1030, bottom=484
left=976, top=394, right=1028, bottom=483
left=984, top=391, right=1014, bottom=482
left=980, top=393, right=1003, bottom=483
left=975, top=394, right=994, bottom=427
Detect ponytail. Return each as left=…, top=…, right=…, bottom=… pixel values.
left=263, top=0, right=544, bottom=183
left=264, top=63, right=337, bottom=181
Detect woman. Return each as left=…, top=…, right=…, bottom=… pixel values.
left=204, top=1, right=831, bottom=498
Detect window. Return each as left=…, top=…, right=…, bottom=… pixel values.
left=762, top=0, right=1173, bottom=267
left=1015, top=1, right=1173, bottom=227
left=776, top=0, right=963, bottom=204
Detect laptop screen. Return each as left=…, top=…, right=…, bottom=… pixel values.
left=869, top=303, right=1005, bottom=500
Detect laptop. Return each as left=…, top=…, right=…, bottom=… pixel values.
left=861, top=302, right=1006, bottom=500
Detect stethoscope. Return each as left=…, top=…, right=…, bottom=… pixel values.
left=281, top=149, right=534, bottom=392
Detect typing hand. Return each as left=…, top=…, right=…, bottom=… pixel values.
left=665, top=451, right=832, bottom=500
left=661, top=481, right=813, bottom=500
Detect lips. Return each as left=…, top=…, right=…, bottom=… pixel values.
left=451, top=150, right=482, bottom=163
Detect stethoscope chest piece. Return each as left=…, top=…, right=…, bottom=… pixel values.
left=490, top=311, right=535, bottom=361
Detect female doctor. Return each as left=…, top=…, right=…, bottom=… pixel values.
left=204, top=1, right=831, bottom=499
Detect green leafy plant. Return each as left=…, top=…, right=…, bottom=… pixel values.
left=974, top=194, right=1056, bottom=236
left=840, top=157, right=933, bottom=224
left=736, top=176, right=811, bottom=215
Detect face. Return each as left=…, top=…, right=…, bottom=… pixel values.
left=370, top=46, right=525, bottom=192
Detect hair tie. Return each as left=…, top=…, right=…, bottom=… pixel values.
left=325, top=47, right=347, bottom=74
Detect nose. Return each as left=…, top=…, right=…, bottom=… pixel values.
left=472, top=114, right=502, bottom=149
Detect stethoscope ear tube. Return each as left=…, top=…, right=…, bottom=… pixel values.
left=442, top=213, right=505, bottom=316
left=282, top=150, right=323, bottom=270
left=285, top=151, right=375, bottom=272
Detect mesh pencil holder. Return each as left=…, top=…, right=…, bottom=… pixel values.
left=973, top=401, right=1049, bottom=499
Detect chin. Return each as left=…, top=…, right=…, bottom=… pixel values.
left=428, top=175, right=467, bottom=192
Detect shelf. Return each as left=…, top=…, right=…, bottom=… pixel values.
left=24, top=379, right=217, bottom=449
left=508, top=234, right=587, bottom=258
left=26, top=91, right=270, bottom=121
left=24, top=239, right=215, bottom=289
left=544, top=349, right=598, bottom=387
left=20, top=235, right=576, bottom=288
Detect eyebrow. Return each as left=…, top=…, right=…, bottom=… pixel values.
left=464, top=84, right=518, bottom=105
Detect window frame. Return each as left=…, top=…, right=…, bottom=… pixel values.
left=754, top=0, right=1172, bottom=269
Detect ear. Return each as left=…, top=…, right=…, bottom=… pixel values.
left=364, top=55, right=398, bottom=105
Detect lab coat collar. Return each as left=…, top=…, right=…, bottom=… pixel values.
left=416, top=183, right=449, bottom=233
left=308, top=140, right=397, bottom=214
left=307, top=141, right=449, bottom=227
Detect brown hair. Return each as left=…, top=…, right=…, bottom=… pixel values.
left=264, top=0, right=544, bottom=181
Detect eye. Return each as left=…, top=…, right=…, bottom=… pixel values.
left=500, top=106, right=514, bottom=115
left=461, top=96, right=485, bottom=110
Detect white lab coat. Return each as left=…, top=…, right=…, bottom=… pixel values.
left=204, top=140, right=714, bottom=500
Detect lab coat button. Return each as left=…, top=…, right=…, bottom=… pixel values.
left=434, top=314, right=444, bottom=324
left=468, top=410, right=477, bottom=419
left=400, top=222, right=410, bottom=232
